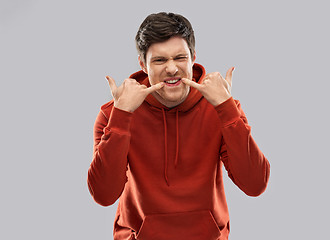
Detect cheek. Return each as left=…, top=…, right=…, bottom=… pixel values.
left=180, top=63, right=193, bottom=76
left=147, top=67, right=162, bottom=84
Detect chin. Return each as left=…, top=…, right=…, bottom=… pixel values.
left=163, top=91, right=185, bottom=101
left=164, top=95, right=187, bottom=106
left=154, top=88, right=189, bottom=107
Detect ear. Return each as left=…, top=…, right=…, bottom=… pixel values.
left=192, top=51, right=196, bottom=64
left=138, top=55, right=148, bottom=74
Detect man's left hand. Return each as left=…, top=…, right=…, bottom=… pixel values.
left=182, top=67, right=234, bottom=106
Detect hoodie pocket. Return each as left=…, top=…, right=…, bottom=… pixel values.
left=136, top=210, right=221, bottom=240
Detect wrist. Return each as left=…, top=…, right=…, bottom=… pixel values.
left=114, top=101, right=135, bottom=113
left=211, top=95, right=231, bottom=107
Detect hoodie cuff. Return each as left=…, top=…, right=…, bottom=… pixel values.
left=215, top=97, right=241, bottom=127
left=105, top=107, right=133, bottom=136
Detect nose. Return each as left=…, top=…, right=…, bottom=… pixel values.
left=165, top=59, right=178, bottom=76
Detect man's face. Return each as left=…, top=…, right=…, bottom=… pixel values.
left=139, top=36, right=196, bottom=108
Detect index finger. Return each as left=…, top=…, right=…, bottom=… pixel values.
left=181, top=78, right=202, bottom=90
left=144, top=82, right=165, bottom=95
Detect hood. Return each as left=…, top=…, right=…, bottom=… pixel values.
left=129, top=63, right=206, bottom=186
left=129, top=63, right=205, bottom=113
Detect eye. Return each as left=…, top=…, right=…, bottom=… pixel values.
left=153, top=58, right=167, bottom=64
left=175, top=56, right=188, bottom=61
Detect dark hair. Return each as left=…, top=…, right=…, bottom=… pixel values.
left=135, top=12, right=195, bottom=63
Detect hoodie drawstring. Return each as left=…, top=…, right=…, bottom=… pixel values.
left=175, top=109, right=179, bottom=168
left=162, top=109, right=169, bottom=186
left=162, top=109, right=180, bottom=186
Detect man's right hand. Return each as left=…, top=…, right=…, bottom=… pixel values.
left=106, top=76, right=164, bottom=112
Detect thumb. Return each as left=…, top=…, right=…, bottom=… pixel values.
left=105, top=76, right=117, bottom=94
left=225, top=67, right=235, bottom=86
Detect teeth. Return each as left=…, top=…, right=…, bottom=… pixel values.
left=165, top=79, right=180, bottom=84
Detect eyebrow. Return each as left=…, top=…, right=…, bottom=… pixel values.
left=150, top=56, right=166, bottom=60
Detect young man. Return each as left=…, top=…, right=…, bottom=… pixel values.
left=88, top=12, right=270, bottom=240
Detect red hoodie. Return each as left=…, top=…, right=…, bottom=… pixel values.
left=87, top=63, right=270, bottom=240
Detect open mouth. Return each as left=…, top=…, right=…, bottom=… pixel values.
left=164, top=78, right=181, bottom=85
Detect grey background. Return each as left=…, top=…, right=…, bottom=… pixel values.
left=1, top=0, right=329, bottom=239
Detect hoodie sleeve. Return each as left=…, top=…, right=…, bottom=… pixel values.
left=87, top=104, right=132, bottom=206
left=216, top=97, right=270, bottom=197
